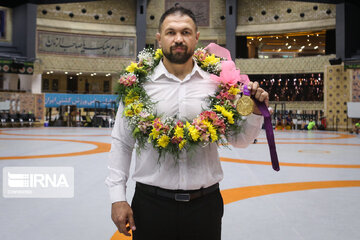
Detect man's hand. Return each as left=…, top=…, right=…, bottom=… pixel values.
left=111, top=201, right=136, bottom=236
left=247, top=81, right=269, bottom=115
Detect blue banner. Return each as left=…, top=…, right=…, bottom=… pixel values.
left=45, top=93, right=118, bottom=108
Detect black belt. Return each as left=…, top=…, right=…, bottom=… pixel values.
left=136, top=182, right=219, bottom=202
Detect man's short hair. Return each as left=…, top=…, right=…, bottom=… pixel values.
left=158, top=6, right=197, bottom=31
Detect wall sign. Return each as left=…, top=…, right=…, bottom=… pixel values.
left=37, top=31, right=136, bottom=58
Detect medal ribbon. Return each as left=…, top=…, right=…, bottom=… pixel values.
left=254, top=99, right=280, bottom=171
left=206, top=43, right=280, bottom=171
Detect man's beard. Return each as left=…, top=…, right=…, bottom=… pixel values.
left=162, top=44, right=193, bottom=64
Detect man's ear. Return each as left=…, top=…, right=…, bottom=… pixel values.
left=195, top=31, right=200, bottom=44
left=156, top=32, right=161, bottom=48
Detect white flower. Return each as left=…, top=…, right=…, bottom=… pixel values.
left=138, top=49, right=154, bottom=66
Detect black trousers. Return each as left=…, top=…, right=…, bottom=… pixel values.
left=131, top=183, right=224, bottom=240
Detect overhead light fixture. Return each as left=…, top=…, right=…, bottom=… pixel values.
left=90, top=74, right=93, bottom=76
left=308, top=43, right=312, bottom=46
left=76, top=73, right=79, bottom=76
left=50, top=71, right=54, bottom=73
left=307, top=39, right=310, bottom=42
left=277, top=48, right=281, bottom=52
left=259, top=38, right=262, bottom=41
left=46, top=72, right=50, bottom=74
left=301, top=46, right=305, bottom=49
left=286, top=36, right=289, bottom=39
left=316, top=34, right=319, bottom=36
left=65, top=71, right=68, bottom=74
left=314, top=46, right=318, bottom=49
left=79, top=72, right=82, bottom=75
left=293, top=39, right=296, bottom=42
left=288, top=46, right=291, bottom=49
left=307, top=35, right=310, bottom=37
left=285, top=43, right=289, bottom=46
left=299, top=49, right=302, bottom=52
left=276, top=36, right=279, bottom=39
left=93, top=73, right=97, bottom=76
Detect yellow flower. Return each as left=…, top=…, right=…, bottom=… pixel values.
left=124, top=109, right=134, bottom=117
left=179, top=139, right=187, bottom=150
left=203, top=120, right=218, bottom=142
left=174, top=126, right=184, bottom=138
left=188, top=125, right=200, bottom=141
left=222, top=110, right=234, bottom=124
left=202, top=54, right=220, bottom=67
left=126, top=62, right=138, bottom=73
left=157, top=135, right=170, bottom=148
left=133, top=103, right=143, bottom=115
left=154, top=49, right=163, bottom=59
left=149, top=127, right=160, bottom=139
left=214, top=105, right=234, bottom=124
left=124, top=95, right=139, bottom=106
left=228, top=86, right=240, bottom=96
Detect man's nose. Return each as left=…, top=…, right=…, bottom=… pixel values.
left=174, top=33, right=184, bottom=43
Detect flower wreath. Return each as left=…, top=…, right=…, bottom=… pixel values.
left=116, top=46, right=250, bottom=160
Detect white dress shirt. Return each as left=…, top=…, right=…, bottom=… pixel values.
left=105, top=60, right=263, bottom=203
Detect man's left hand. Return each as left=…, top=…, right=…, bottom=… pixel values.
left=247, top=81, right=269, bottom=115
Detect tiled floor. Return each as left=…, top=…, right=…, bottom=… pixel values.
left=0, top=127, right=359, bottom=240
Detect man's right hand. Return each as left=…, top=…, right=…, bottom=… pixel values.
left=111, top=201, right=136, bottom=236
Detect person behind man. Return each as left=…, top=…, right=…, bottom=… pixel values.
left=350, top=120, right=360, bottom=134
left=106, top=6, right=269, bottom=240
left=307, top=118, right=316, bottom=130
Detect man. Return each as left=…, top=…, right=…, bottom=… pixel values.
left=106, top=6, right=269, bottom=240
left=307, top=118, right=316, bottom=130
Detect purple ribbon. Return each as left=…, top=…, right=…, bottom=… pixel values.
left=242, top=85, right=279, bottom=171
left=254, top=99, right=280, bottom=171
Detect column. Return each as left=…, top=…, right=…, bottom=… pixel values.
left=136, top=0, right=147, bottom=56
left=226, top=0, right=237, bottom=60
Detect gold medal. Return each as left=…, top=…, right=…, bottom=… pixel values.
left=236, top=85, right=254, bottom=116
left=236, top=95, right=254, bottom=116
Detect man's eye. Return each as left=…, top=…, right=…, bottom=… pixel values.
left=183, top=31, right=190, bottom=35
left=167, top=31, right=175, bottom=35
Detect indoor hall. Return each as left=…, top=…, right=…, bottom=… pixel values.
left=0, top=127, right=359, bottom=240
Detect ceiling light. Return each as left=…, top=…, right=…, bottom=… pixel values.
left=314, top=46, right=318, bottom=49
left=285, top=43, right=289, bottom=46
left=46, top=72, right=50, bottom=74
left=293, top=39, right=296, bottom=42
left=50, top=71, right=53, bottom=73
left=276, top=36, right=279, bottom=39
left=288, top=46, right=291, bottom=49
left=65, top=71, right=68, bottom=74
left=93, top=73, right=96, bottom=75
left=307, top=35, right=310, bottom=37
left=277, top=48, right=281, bottom=52
left=259, top=38, right=262, bottom=41
left=301, top=46, right=305, bottom=49
left=299, top=49, right=302, bottom=52
left=316, top=34, right=319, bottom=36
left=307, top=39, right=310, bottom=42
left=286, top=36, right=289, bottom=39
left=79, top=72, right=82, bottom=75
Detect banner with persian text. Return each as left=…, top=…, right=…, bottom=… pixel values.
left=37, top=31, right=135, bottom=58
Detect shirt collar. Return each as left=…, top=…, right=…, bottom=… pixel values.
left=151, top=59, right=208, bottom=82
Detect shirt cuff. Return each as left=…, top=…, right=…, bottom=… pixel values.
left=109, top=185, right=127, bottom=203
